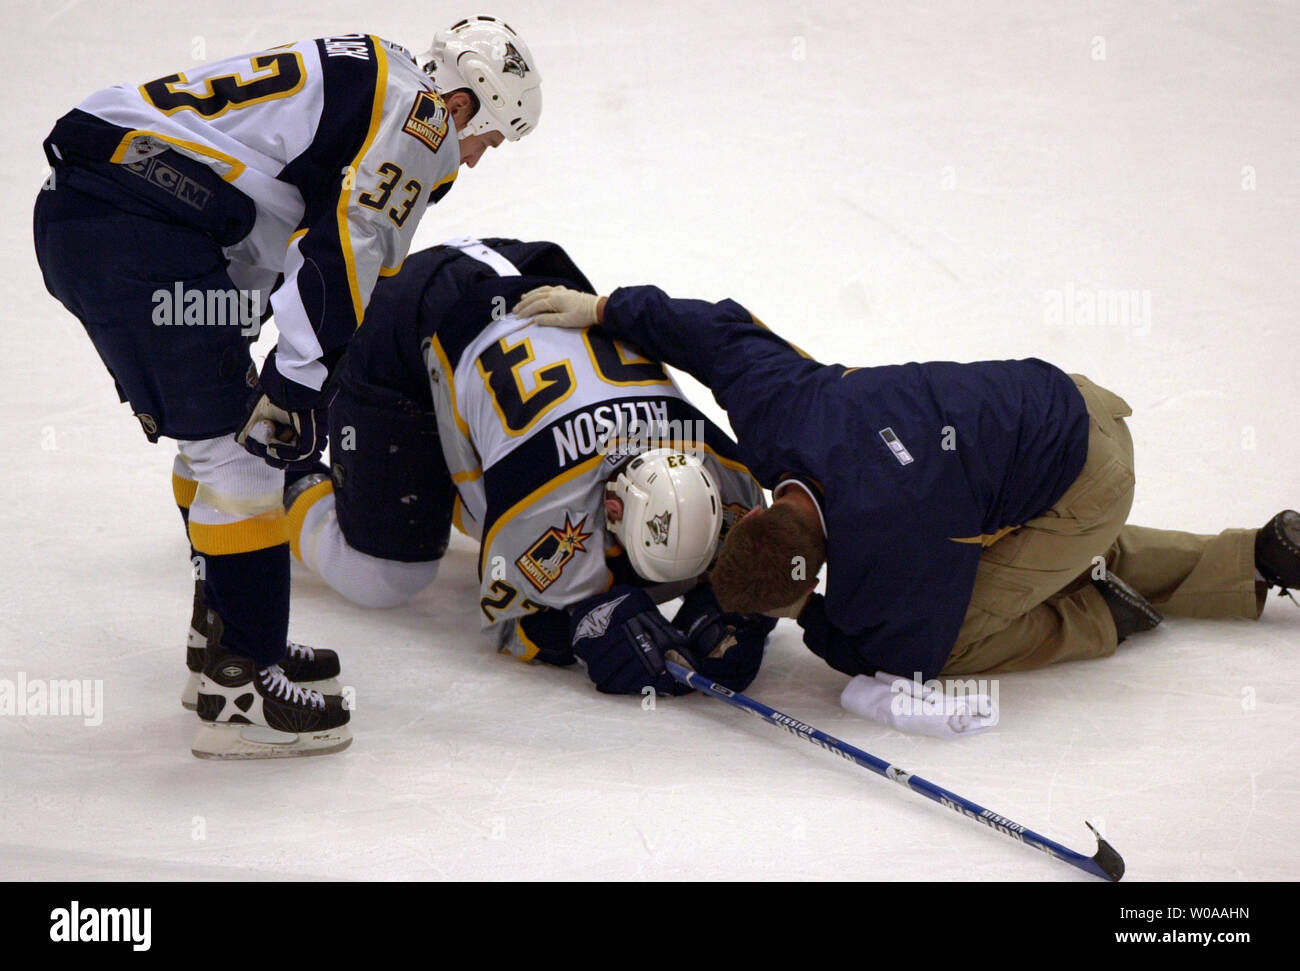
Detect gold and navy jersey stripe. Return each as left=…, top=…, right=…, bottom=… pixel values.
left=278, top=36, right=384, bottom=222
left=279, top=34, right=387, bottom=342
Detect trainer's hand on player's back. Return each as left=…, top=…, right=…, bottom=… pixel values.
left=513, top=285, right=606, bottom=328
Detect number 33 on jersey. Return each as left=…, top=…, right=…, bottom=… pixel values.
left=46, top=34, right=461, bottom=393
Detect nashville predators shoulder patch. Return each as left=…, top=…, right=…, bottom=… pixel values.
left=403, top=90, right=450, bottom=152
left=516, top=515, right=592, bottom=592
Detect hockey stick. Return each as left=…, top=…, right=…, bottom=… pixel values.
left=666, top=661, right=1125, bottom=881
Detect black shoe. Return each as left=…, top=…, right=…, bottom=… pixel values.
left=1092, top=572, right=1162, bottom=643
left=1256, top=510, right=1300, bottom=594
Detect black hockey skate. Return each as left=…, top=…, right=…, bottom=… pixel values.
left=192, top=645, right=352, bottom=760
left=1256, top=510, right=1300, bottom=603
left=1091, top=572, right=1162, bottom=643
left=182, top=581, right=341, bottom=709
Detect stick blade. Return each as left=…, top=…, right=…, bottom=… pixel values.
left=1086, top=821, right=1125, bottom=881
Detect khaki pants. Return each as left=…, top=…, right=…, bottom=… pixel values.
left=941, top=375, right=1264, bottom=676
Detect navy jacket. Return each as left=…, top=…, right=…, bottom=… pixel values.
left=600, top=286, right=1090, bottom=680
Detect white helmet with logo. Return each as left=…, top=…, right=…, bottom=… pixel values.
left=607, top=449, right=723, bottom=583
left=421, top=16, right=541, bottom=141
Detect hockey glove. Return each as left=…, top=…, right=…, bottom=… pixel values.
left=569, top=586, right=697, bottom=696
left=513, top=286, right=603, bottom=329
left=672, top=583, right=775, bottom=692
left=237, top=347, right=330, bottom=470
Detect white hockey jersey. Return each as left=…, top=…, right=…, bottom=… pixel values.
left=45, top=34, right=459, bottom=393
left=420, top=244, right=765, bottom=660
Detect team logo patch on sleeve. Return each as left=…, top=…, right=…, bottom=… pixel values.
left=516, top=515, right=592, bottom=592
left=403, top=90, right=450, bottom=151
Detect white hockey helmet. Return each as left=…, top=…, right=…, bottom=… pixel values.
left=421, top=16, right=541, bottom=141
left=606, top=449, right=723, bottom=583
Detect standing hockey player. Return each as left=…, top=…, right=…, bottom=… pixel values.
left=514, top=285, right=1300, bottom=705
left=283, top=238, right=776, bottom=696
left=33, top=18, right=542, bottom=758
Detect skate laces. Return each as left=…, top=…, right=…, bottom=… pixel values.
left=259, top=665, right=324, bottom=708
left=286, top=642, right=315, bottom=661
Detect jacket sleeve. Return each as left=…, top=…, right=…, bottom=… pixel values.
left=600, top=285, right=829, bottom=453
left=797, top=578, right=970, bottom=683
left=795, top=594, right=877, bottom=678
left=271, top=70, right=459, bottom=395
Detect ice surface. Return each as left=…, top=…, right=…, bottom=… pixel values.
left=1, top=0, right=1297, bottom=880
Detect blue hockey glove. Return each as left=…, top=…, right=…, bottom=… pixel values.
left=672, top=583, right=775, bottom=692
left=569, top=586, right=697, bottom=695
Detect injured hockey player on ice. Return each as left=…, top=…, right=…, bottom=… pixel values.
left=290, top=236, right=1300, bottom=742
left=286, top=238, right=779, bottom=702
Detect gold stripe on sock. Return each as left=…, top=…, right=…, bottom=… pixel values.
left=190, top=512, right=289, bottom=555
left=172, top=473, right=198, bottom=509
left=286, top=479, right=334, bottom=562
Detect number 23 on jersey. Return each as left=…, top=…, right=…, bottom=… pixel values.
left=477, top=328, right=671, bottom=436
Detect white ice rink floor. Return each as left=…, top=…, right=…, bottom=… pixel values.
left=1, top=1, right=1297, bottom=880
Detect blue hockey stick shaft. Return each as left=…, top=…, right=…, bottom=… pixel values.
left=666, top=661, right=1124, bottom=881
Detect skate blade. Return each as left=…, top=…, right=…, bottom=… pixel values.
left=191, top=722, right=352, bottom=760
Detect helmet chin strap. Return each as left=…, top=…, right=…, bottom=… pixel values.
left=453, top=99, right=501, bottom=141
left=419, top=49, right=479, bottom=139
